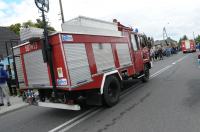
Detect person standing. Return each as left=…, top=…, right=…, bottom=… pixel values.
left=158, top=47, right=163, bottom=60
left=150, top=47, right=155, bottom=61
left=0, top=63, right=11, bottom=106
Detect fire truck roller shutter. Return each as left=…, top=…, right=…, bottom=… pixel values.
left=92, top=43, right=115, bottom=72
left=14, top=48, right=26, bottom=88
left=24, top=50, right=50, bottom=87
left=64, top=43, right=92, bottom=86
left=116, top=43, right=132, bottom=66
left=13, top=47, right=20, bottom=55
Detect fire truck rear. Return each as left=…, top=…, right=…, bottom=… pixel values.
left=181, top=39, right=196, bottom=53
left=14, top=16, right=152, bottom=110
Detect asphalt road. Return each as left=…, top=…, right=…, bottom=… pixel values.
left=0, top=51, right=200, bottom=132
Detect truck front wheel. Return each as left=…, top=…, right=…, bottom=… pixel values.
left=103, top=76, right=121, bottom=107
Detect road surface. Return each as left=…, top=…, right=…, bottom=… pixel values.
left=0, top=52, right=200, bottom=132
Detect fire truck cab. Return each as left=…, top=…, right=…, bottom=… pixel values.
left=14, top=16, right=152, bottom=110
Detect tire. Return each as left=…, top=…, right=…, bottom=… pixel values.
left=103, top=76, right=121, bottom=107
left=141, top=65, right=150, bottom=83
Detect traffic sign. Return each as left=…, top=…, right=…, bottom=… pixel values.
left=35, top=0, right=49, bottom=12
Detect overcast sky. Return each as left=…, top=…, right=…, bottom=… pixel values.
left=0, top=0, right=200, bottom=40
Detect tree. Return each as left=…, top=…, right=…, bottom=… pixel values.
left=22, top=20, right=35, bottom=28
left=195, top=35, right=200, bottom=44
left=9, top=19, right=56, bottom=35
left=182, top=35, right=188, bottom=40
left=178, top=35, right=188, bottom=47
left=9, top=23, right=21, bottom=35
left=34, top=19, right=55, bottom=31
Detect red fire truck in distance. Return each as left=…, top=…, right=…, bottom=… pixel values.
left=181, top=39, right=196, bottom=53
left=14, top=16, right=152, bottom=110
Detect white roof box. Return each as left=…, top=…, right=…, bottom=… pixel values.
left=20, top=27, right=44, bottom=42
left=61, top=16, right=121, bottom=37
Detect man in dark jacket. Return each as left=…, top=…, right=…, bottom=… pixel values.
left=0, top=63, right=11, bottom=106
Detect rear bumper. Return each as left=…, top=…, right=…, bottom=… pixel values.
left=183, top=49, right=195, bottom=53
left=37, top=102, right=81, bottom=110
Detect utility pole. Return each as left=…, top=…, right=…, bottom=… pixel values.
left=59, top=0, right=65, bottom=23
left=35, top=0, right=57, bottom=99
left=163, top=27, right=169, bottom=46
left=163, top=27, right=168, bottom=40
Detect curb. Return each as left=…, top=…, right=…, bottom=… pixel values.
left=0, top=104, right=29, bottom=116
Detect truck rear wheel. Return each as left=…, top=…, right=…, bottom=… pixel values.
left=141, top=65, right=150, bottom=83
left=103, top=76, right=121, bottom=107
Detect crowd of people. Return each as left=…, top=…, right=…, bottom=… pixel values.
left=150, top=45, right=179, bottom=61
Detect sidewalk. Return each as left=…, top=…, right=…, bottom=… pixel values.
left=0, top=96, right=28, bottom=116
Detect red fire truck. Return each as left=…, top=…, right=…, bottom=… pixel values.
left=14, top=16, right=152, bottom=110
left=181, top=39, right=196, bottom=53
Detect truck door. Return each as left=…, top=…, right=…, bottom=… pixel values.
left=130, top=34, right=144, bottom=73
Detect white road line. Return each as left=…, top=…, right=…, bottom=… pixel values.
left=59, top=108, right=103, bottom=132
left=150, top=54, right=189, bottom=79
left=150, top=65, right=172, bottom=78
left=49, top=108, right=98, bottom=132
left=50, top=54, right=189, bottom=132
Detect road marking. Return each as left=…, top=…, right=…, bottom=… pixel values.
left=59, top=108, right=103, bottom=132
left=49, top=108, right=98, bottom=132
left=49, top=54, right=189, bottom=132
left=150, top=54, right=189, bottom=79
left=150, top=65, right=172, bottom=78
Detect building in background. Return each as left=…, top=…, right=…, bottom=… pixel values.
left=0, top=27, right=20, bottom=95
left=154, top=37, right=178, bottom=47
left=0, top=27, right=19, bottom=59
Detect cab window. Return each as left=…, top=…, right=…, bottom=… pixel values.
left=140, top=36, right=146, bottom=48
left=137, top=36, right=141, bottom=49
left=131, top=34, right=139, bottom=51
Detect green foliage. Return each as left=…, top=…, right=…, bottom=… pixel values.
left=35, top=19, right=56, bottom=31
left=9, top=23, right=21, bottom=35
left=22, top=20, right=36, bottom=28
left=195, top=35, right=200, bottom=44
left=9, top=19, right=56, bottom=35
left=182, top=35, right=188, bottom=40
